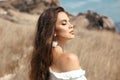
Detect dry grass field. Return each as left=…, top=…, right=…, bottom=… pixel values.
left=0, top=8, right=120, bottom=80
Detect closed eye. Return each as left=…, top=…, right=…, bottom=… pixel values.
left=61, top=20, right=67, bottom=25
left=62, top=22, right=67, bottom=25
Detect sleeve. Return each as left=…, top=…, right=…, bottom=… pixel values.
left=50, top=68, right=87, bottom=80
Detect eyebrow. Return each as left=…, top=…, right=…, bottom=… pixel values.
left=60, top=19, right=70, bottom=23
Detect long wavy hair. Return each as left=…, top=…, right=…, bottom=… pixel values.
left=30, top=7, right=65, bottom=80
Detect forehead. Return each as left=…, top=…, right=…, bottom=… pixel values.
left=57, top=12, right=69, bottom=21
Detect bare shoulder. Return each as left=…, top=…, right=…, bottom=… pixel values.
left=60, top=53, right=79, bottom=62
left=58, top=53, right=81, bottom=72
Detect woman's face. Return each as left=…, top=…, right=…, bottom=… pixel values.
left=55, top=12, right=74, bottom=41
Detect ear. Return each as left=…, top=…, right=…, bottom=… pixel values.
left=54, top=33, right=56, bottom=37
left=54, top=32, right=57, bottom=37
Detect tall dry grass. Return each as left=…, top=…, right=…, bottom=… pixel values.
left=0, top=9, right=120, bottom=80
left=0, top=9, right=38, bottom=80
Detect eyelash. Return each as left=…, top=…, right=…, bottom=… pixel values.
left=62, top=23, right=66, bottom=25
left=62, top=22, right=67, bottom=25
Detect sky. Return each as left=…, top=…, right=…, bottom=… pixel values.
left=60, top=0, right=120, bottom=22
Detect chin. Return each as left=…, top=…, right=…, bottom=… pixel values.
left=61, top=35, right=75, bottom=41
left=68, top=35, right=75, bottom=39
left=71, top=36, right=75, bottom=39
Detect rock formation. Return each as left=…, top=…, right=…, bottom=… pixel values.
left=75, top=10, right=115, bottom=31
left=0, top=0, right=60, bottom=14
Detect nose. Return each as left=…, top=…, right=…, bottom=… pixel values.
left=69, top=23, right=73, bottom=29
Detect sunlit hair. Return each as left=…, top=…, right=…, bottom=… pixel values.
left=30, top=7, right=65, bottom=80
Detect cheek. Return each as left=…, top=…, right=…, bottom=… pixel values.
left=56, top=27, right=69, bottom=37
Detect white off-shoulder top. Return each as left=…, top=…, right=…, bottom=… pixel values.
left=49, top=68, right=87, bottom=80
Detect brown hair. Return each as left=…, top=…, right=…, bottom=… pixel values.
left=30, top=7, right=65, bottom=80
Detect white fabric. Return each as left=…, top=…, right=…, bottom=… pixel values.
left=49, top=68, right=87, bottom=80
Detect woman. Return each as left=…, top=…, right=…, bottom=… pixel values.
left=30, top=7, right=87, bottom=80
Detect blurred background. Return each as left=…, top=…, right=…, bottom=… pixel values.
left=0, top=0, right=120, bottom=80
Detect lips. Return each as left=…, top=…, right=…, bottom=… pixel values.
left=69, top=30, right=74, bottom=34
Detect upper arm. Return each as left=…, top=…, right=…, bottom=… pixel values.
left=58, top=53, right=81, bottom=72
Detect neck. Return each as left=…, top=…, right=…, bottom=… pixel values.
left=52, top=39, right=66, bottom=54
left=52, top=39, right=66, bottom=66
left=57, top=38, right=67, bottom=52
left=58, top=41, right=64, bottom=49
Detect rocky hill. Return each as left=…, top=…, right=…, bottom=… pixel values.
left=73, top=10, right=115, bottom=31
left=0, top=0, right=120, bottom=80
left=0, top=0, right=60, bottom=14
